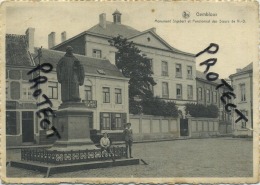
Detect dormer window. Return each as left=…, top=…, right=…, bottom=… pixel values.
left=97, top=69, right=106, bottom=75
left=92, top=49, right=102, bottom=58
left=113, top=10, right=122, bottom=24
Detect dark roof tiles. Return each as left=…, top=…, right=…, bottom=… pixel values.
left=87, top=21, right=141, bottom=38
left=6, top=34, right=33, bottom=66
left=32, top=48, right=125, bottom=78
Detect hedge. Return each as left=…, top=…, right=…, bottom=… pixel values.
left=185, top=103, right=219, bottom=118
left=130, top=97, right=178, bottom=117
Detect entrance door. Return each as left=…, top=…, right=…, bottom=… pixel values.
left=22, top=111, right=34, bottom=143
left=180, top=118, right=189, bottom=136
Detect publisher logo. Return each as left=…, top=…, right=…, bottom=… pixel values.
left=182, top=11, right=190, bottom=19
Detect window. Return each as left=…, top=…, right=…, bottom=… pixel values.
left=114, top=15, right=121, bottom=23
left=162, top=82, right=169, bottom=98
left=9, top=70, right=21, bottom=80
left=187, top=66, right=192, bottom=79
left=206, top=89, right=210, bottom=103
left=92, top=49, right=102, bottom=58
left=213, top=91, right=217, bottom=104
left=115, top=88, right=122, bottom=104
left=101, top=113, right=110, bottom=130
left=161, top=61, right=168, bottom=76
left=84, top=85, right=92, bottom=100
left=10, top=81, right=20, bottom=100
left=219, top=111, right=223, bottom=120
left=6, top=111, right=18, bottom=135
left=176, top=64, right=182, bottom=78
left=22, top=83, right=33, bottom=100
left=22, top=70, right=32, bottom=80
left=48, top=82, right=58, bottom=99
left=240, top=84, right=246, bottom=101
left=198, top=87, right=202, bottom=101
left=148, top=59, right=153, bottom=73
left=100, top=113, right=126, bottom=130
left=187, top=85, right=193, bottom=99
left=240, top=110, right=247, bottom=128
left=103, top=87, right=110, bottom=103
left=97, top=69, right=106, bottom=75
left=112, top=113, right=123, bottom=130
left=176, top=84, right=182, bottom=99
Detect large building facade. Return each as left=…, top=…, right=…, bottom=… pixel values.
left=196, top=70, right=232, bottom=134
left=6, top=28, right=129, bottom=146
left=229, top=63, right=253, bottom=137
left=51, top=10, right=197, bottom=115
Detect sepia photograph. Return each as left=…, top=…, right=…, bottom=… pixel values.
left=1, top=1, right=259, bottom=183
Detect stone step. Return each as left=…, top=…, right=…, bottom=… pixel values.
left=10, top=158, right=140, bottom=177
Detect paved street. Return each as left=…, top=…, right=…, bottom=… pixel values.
left=7, top=137, right=253, bottom=178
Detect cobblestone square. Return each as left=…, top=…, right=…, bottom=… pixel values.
left=7, top=137, right=253, bottom=178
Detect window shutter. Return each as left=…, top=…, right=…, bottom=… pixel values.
left=111, top=113, right=116, bottom=130
left=122, top=113, right=127, bottom=129
left=100, top=113, right=103, bottom=130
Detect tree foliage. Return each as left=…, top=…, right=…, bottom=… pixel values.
left=130, top=97, right=178, bottom=117
left=109, top=36, right=156, bottom=100
left=185, top=103, right=219, bottom=118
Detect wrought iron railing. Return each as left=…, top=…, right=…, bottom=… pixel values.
left=21, top=146, right=127, bottom=164
left=82, top=100, right=97, bottom=108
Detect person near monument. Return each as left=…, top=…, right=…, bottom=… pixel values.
left=56, top=46, right=85, bottom=103
left=123, top=123, right=133, bottom=158
left=100, top=132, right=115, bottom=161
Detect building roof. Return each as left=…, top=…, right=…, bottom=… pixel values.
left=52, top=11, right=195, bottom=57
left=87, top=21, right=141, bottom=38
left=128, top=28, right=195, bottom=56
left=6, top=34, right=33, bottom=66
left=196, top=70, right=221, bottom=85
left=32, top=48, right=126, bottom=78
left=229, top=63, right=253, bottom=79
left=240, top=63, right=253, bottom=72
left=113, top=9, right=121, bottom=15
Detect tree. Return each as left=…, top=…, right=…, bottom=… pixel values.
left=185, top=103, right=219, bottom=118
left=109, top=36, right=156, bottom=101
left=142, top=97, right=178, bottom=117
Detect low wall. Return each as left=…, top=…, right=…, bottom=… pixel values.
left=130, top=114, right=180, bottom=141
left=188, top=117, right=220, bottom=138
left=219, top=124, right=232, bottom=134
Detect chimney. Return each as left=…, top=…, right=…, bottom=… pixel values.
left=48, top=32, right=56, bottom=49
left=25, top=27, right=35, bottom=54
left=61, top=31, right=67, bottom=42
left=151, top=27, right=156, bottom=33
left=99, top=13, right=106, bottom=29
left=236, top=68, right=242, bottom=72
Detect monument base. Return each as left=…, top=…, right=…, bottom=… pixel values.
left=10, top=158, right=140, bottom=177
left=50, top=139, right=98, bottom=151
left=51, top=102, right=97, bottom=151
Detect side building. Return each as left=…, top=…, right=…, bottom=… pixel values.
left=51, top=10, right=197, bottom=116
left=6, top=28, right=129, bottom=147
left=196, top=70, right=232, bottom=134
left=229, top=63, right=253, bottom=137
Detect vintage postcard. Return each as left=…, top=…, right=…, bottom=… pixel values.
left=0, top=1, right=259, bottom=184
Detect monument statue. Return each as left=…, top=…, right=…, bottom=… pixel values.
left=57, top=46, right=85, bottom=103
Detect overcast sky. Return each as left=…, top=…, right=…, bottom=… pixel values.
left=5, top=2, right=258, bottom=78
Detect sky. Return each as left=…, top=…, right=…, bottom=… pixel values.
left=5, top=2, right=258, bottom=78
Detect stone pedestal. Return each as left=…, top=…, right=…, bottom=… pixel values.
left=50, top=102, right=98, bottom=151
